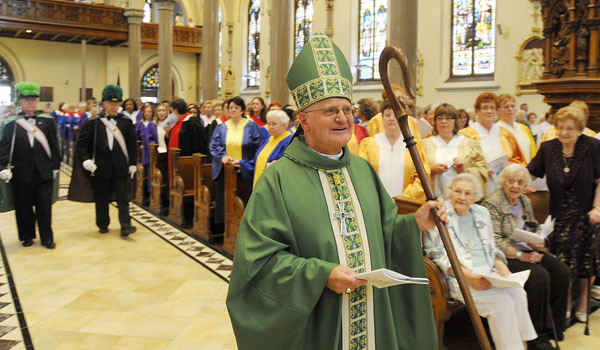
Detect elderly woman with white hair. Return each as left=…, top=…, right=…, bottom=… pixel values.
left=482, top=163, right=570, bottom=343
left=423, top=173, right=550, bottom=350
left=238, top=110, right=293, bottom=187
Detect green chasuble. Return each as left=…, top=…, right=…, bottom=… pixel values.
left=226, top=137, right=437, bottom=350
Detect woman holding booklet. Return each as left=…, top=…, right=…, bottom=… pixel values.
left=424, top=173, right=552, bottom=350
left=482, top=163, right=570, bottom=342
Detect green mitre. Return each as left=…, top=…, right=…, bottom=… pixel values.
left=14, top=81, right=40, bottom=105
left=286, top=32, right=353, bottom=111
left=101, top=84, right=123, bottom=102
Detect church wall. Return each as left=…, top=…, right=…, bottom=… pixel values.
left=0, top=37, right=198, bottom=107
left=416, top=0, right=549, bottom=117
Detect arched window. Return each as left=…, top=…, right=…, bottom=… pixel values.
left=294, top=0, right=314, bottom=56
left=358, top=0, right=388, bottom=81
left=247, top=0, right=261, bottom=88
left=451, top=0, right=496, bottom=77
left=0, top=57, right=14, bottom=107
left=143, top=0, right=152, bottom=23
left=141, top=64, right=174, bottom=103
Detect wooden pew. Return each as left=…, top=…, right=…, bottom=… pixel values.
left=525, top=190, right=550, bottom=223
left=191, top=153, right=219, bottom=242
left=168, top=147, right=195, bottom=227
left=223, top=162, right=252, bottom=256
left=149, top=144, right=169, bottom=214
left=134, top=140, right=145, bottom=205
left=394, top=195, right=464, bottom=350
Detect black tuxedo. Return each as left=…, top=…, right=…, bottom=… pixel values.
left=179, top=116, right=208, bottom=157
left=0, top=112, right=60, bottom=244
left=76, top=113, right=137, bottom=230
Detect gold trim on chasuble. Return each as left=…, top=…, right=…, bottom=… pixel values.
left=291, top=34, right=352, bottom=111
left=318, top=168, right=375, bottom=350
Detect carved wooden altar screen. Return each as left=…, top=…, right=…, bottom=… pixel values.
left=536, top=0, right=600, bottom=131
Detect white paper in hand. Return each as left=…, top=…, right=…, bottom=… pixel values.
left=510, top=228, right=544, bottom=245
left=353, top=268, right=429, bottom=289
left=482, top=270, right=530, bottom=288
left=540, top=215, right=555, bottom=239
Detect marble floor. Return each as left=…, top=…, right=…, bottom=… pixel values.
left=0, top=171, right=598, bottom=349
left=0, top=173, right=236, bottom=349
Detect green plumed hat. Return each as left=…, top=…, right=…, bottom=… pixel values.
left=14, top=81, right=40, bottom=105
left=286, top=32, right=353, bottom=111
left=101, top=84, right=123, bottom=102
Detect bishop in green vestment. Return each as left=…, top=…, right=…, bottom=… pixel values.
left=226, top=33, right=443, bottom=350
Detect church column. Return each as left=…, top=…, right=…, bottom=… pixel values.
left=388, top=1, right=418, bottom=94
left=202, top=0, right=219, bottom=102
left=156, top=0, right=176, bottom=102
left=124, top=8, right=144, bottom=100
left=325, top=0, right=334, bottom=38
left=270, top=0, right=293, bottom=105
left=81, top=38, right=86, bottom=101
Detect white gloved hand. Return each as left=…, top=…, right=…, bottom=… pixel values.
left=53, top=169, right=59, bottom=178
left=0, top=169, right=12, bottom=181
left=129, top=165, right=137, bottom=179
left=82, top=159, right=97, bottom=173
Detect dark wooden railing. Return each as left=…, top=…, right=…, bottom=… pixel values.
left=0, top=0, right=202, bottom=53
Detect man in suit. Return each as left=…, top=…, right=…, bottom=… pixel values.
left=0, top=82, right=61, bottom=248
left=76, top=85, right=137, bottom=237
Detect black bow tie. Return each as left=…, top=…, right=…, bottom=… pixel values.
left=24, top=115, right=35, bottom=120
left=106, top=115, right=116, bottom=120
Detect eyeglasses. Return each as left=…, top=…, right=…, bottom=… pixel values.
left=501, top=104, right=516, bottom=110
left=304, top=106, right=354, bottom=118
left=436, top=115, right=454, bottom=121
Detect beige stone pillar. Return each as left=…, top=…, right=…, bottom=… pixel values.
left=81, top=38, right=86, bottom=101
left=270, top=0, right=293, bottom=105
left=156, top=0, right=176, bottom=102
left=202, top=0, right=219, bottom=102
left=124, top=8, right=144, bottom=100
left=388, top=0, right=418, bottom=94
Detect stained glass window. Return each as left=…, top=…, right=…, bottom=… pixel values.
left=0, top=58, right=14, bottom=106
left=294, top=0, right=314, bottom=56
left=247, top=0, right=261, bottom=88
left=141, top=65, right=159, bottom=103
left=358, top=0, right=388, bottom=80
left=218, top=6, right=222, bottom=90
left=143, top=0, right=152, bottom=23
left=452, top=0, right=496, bottom=76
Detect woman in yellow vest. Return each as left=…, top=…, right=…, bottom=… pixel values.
left=239, top=110, right=293, bottom=188
left=359, top=102, right=430, bottom=202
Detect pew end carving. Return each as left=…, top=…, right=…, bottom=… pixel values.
left=192, top=153, right=219, bottom=243
left=168, top=147, right=195, bottom=227
left=149, top=144, right=168, bottom=215
left=134, top=140, right=145, bottom=205
left=223, top=162, right=251, bottom=256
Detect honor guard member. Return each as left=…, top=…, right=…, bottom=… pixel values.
left=76, top=85, right=137, bottom=237
left=0, top=82, right=60, bottom=248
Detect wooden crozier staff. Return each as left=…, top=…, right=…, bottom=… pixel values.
left=379, top=46, right=491, bottom=350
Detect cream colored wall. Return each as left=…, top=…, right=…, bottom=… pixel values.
left=0, top=37, right=197, bottom=107
left=417, top=0, right=549, bottom=115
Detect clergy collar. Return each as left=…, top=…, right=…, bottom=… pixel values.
left=284, top=136, right=351, bottom=171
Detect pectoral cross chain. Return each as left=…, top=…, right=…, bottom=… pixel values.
left=332, top=203, right=353, bottom=235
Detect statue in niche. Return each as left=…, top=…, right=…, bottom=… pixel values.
left=576, top=25, right=589, bottom=61
left=522, top=48, right=544, bottom=82
left=551, top=11, right=569, bottom=77
left=223, top=66, right=236, bottom=99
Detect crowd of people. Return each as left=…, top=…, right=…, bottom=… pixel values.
left=1, top=33, right=600, bottom=350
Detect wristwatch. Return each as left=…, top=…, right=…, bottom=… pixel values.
left=515, top=251, right=522, bottom=260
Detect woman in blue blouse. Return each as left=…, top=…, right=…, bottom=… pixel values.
left=210, top=96, right=261, bottom=228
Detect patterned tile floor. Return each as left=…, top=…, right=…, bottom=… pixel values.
left=128, top=205, right=232, bottom=282
left=0, top=165, right=598, bottom=349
